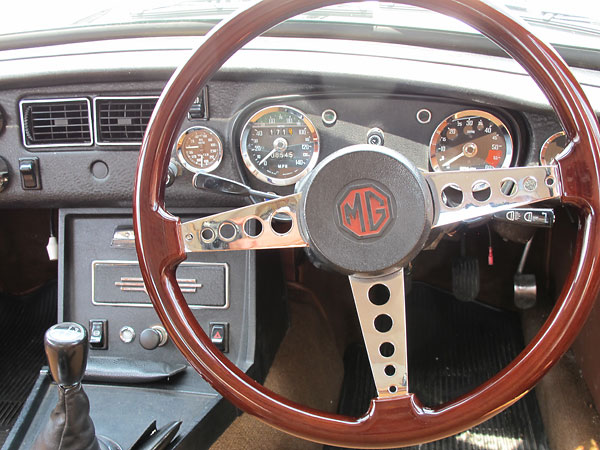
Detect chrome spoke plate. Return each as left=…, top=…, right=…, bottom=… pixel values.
left=349, top=269, right=408, bottom=398
left=425, top=165, right=560, bottom=228
left=180, top=193, right=308, bottom=252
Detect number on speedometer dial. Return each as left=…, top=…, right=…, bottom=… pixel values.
left=429, top=110, right=513, bottom=172
left=240, top=105, right=320, bottom=186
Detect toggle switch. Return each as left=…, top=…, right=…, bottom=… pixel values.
left=89, top=319, right=108, bottom=350
left=19, top=157, right=41, bottom=190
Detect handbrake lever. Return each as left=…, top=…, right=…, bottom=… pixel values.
left=129, top=421, right=181, bottom=450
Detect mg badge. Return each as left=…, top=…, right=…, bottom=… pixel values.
left=337, top=184, right=393, bottom=239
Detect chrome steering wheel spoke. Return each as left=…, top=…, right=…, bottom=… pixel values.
left=425, top=165, right=561, bottom=228
left=349, top=269, right=408, bottom=398
left=179, top=193, right=308, bottom=252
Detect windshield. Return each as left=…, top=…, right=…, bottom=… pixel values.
left=1, top=0, right=599, bottom=51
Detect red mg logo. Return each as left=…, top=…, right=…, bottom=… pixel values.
left=338, top=184, right=393, bottom=238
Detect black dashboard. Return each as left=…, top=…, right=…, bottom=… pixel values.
left=1, top=37, right=599, bottom=210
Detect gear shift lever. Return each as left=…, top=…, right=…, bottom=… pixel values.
left=33, top=323, right=120, bottom=450
left=45, top=322, right=88, bottom=387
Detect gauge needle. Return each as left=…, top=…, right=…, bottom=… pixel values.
left=442, top=152, right=465, bottom=168
left=258, top=148, right=277, bottom=166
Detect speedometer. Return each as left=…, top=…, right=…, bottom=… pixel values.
left=429, top=110, right=513, bottom=172
left=240, top=105, right=320, bottom=186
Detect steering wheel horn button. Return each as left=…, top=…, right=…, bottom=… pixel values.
left=298, top=145, right=433, bottom=275
left=337, top=182, right=394, bottom=239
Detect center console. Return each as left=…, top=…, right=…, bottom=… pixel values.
left=4, top=208, right=286, bottom=449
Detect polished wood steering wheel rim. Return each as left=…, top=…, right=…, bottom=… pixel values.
left=133, top=0, right=600, bottom=447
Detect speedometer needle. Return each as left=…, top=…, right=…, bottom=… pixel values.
left=442, top=152, right=465, bottom=168
left=258, top=148, right=277, bottom=166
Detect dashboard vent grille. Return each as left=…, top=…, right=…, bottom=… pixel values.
left=21, top=98, right=92, bottom=148
left=95, top=97, right=158, bottom=145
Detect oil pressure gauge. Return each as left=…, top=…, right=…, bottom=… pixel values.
left=176, top=126, right=223, bottom=173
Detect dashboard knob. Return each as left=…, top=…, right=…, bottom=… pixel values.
left=0, top=156, right=8, bottom=192
left=366, top=127, right=385, bottom=146
left=140, top=326, right=168, bottom=350
left=166, top=161, right=180, bottom=187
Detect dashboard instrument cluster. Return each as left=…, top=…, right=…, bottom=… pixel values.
left=231, top=103, right=520, bottom=190
left=168, top=96, right=559, bottom=198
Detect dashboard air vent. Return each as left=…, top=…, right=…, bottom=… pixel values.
left=95, top=97, right=158, bottom=145
left=20, top=98, right=92, bottom=148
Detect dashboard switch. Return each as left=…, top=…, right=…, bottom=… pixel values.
left=209, top=322, right=229, bottom=353
left=188, top=88, right=208, bottom=120
left=19, top=157, right=41, bottom=190
left=89, top=319, right=107, bottom=350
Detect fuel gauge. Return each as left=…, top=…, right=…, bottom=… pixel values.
left=540, top=131, right=568, bottom=165
left=176, top=126, right=223, bottom=173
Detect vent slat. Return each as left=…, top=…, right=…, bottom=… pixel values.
left=96, top=97, right=158, bottom=144
left=21, top=99, right=92, bottom=147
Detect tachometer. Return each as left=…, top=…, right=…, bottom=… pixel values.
left=240, top=105, right=319, bottom=186
left=429, top=110, right=513, bottom=171
left=176, top=126, right=223, bottom=173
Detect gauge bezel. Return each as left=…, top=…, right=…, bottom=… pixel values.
left=429, top=109, right=514, bottom=172
left=240, top=105, right=320, bottom=186
left=176, top=126, right=223, bottom=174
left=0, top=106, right=5, bottom=137
left=539, top=131, right=568, bottom=165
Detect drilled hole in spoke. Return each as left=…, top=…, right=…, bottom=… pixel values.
left=472, top=181, right=491, bottom=202
left=388, top=385, right=398, bottom=394
left=379, top=342, right=395, bottom=357
left=441, top=184, right=463, bottom=208
left=271, top=212, right=292, bottom=235
left=368, top=284, right=390, bottom=306
left=374, top=314, right=393, bottom=333
left=243, top=218, right=263, bottom=238
left=219, top=222, right=237, bottom=241
left=201, top=228, right=216, bottom=243
left=545, top=176, right=555, bottom=187
left=384, top=365, right=396, bottom=376
left=500, top=178, right=518, bottom=197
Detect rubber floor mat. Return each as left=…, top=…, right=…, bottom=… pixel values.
left=0, top=282, right=57, bottom=446
left=329, top=282, right=548, bottom=450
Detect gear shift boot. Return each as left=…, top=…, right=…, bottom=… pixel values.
left=33, top=384, right=100, bottom=450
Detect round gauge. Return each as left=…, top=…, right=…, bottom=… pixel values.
left=429, top=110, right=513, bottom=171
left=240, top=105, right=320, bottom=186
left=176, top=126, right=223, bottom=173
left=540, top=131, right=568, bottom=165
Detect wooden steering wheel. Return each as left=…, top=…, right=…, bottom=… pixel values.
left=133, top=0, right=600, bottom=447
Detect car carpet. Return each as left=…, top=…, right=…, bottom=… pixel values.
left=328, top=281, right=548, bottom=450
left=0, top=281, right=57, bottom=446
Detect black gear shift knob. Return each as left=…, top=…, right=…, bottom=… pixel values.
left=44, top=322, right=88, bottom=387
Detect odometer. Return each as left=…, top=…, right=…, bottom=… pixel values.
left=429, top=110, right=513, bottom=172
left=240, top=105, right=320, bottom=186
